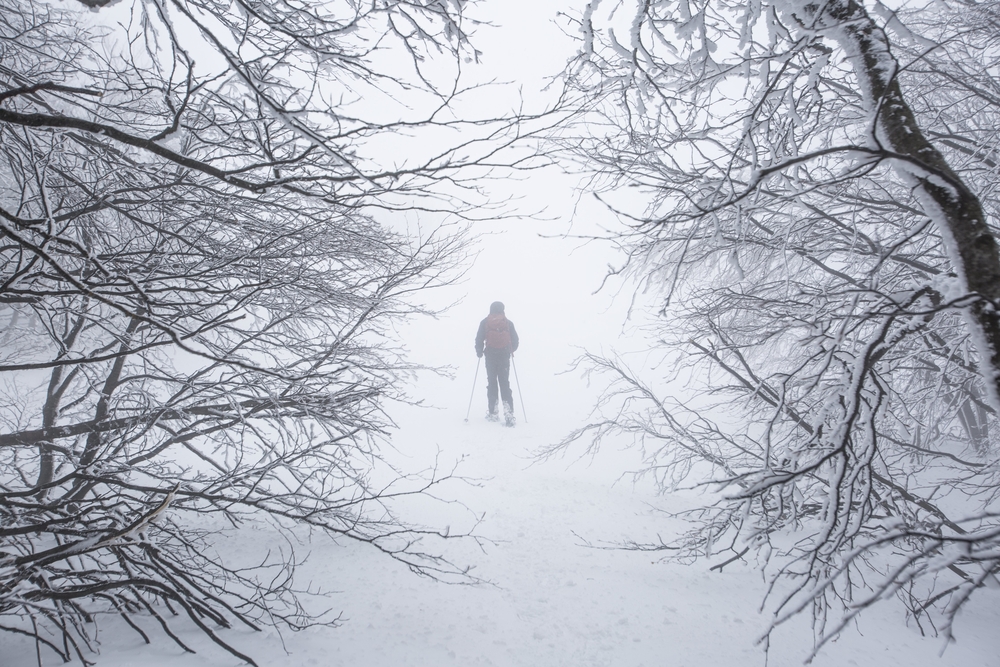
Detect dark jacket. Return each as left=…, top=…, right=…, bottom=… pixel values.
left=475, top=316, right=519, bottom=357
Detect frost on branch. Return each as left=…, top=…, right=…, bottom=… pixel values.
left=556, top=0, right=1000, bottom=657
left=0, top=0, right=528, bottom=663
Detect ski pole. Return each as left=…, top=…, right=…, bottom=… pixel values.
left=511, top=354, right=527, bottom=423
left=464, top=356, right=482, bottom=422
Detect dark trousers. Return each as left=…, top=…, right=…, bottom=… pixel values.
left=484, top=349, right=513, bottom=414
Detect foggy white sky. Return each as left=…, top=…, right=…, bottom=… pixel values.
left=394, top=0, right=647, bottom=423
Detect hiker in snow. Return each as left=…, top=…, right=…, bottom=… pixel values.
left=475, top=301, right=519, bottom=426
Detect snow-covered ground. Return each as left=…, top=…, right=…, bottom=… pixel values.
left=8, top=224, right=1000, bottom=667
left=9, top=397, right=1000, bottom=667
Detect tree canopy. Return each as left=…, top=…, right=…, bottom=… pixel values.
left=554, top=0, right=1000, bottom=654
left=0, top=0, right=536, bottom=662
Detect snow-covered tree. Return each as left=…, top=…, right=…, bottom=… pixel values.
left=0, top=0, right=536, bottom=662
left=554, top=0, right=1000, bottom=655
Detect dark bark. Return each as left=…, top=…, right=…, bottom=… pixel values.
left=819, top=0, right=1000, bottom=401
left=78, top=316, right=142, bottom=467
left=36, top=315, right=86, bottom=492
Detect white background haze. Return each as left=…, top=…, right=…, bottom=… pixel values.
left=6, top=0, right=1000, bottom=665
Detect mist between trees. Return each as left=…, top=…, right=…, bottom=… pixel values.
left=1, top=0, right=999, bottom=664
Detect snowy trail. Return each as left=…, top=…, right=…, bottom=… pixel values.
left=7, top=219, right=1000, bottom=666
left=296, top=407, right=1000, bottom=667
left=21, top=400, right=996, bottom=667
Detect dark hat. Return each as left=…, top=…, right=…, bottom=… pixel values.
left=489, top=301, right=505, bottom=314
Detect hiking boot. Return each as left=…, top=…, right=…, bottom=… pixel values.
left=486, top=411, right=500, bottom=422
left=503, top=403, right=515, bottom=428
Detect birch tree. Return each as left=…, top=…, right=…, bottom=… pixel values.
left=555, top=0, right=1000, bottom=655
left=0, top=0, right=534, bottom=662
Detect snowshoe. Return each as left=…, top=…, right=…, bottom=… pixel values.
left=486, top=411, right=500, bottom=423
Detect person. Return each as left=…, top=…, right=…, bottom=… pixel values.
left=475, top=301, right=519, bottom=426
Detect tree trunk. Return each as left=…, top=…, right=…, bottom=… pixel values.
left=815, top=0, right=1000, bottom=407
left=36, top=314, right=86, bottom=494
left=79, top=316, right=142, bottom=468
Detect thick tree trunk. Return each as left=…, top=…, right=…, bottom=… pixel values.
left=815, top=0, right=1000, bottom=407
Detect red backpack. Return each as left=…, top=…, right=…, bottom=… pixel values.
left=484, top=313, right=511, bottom=350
